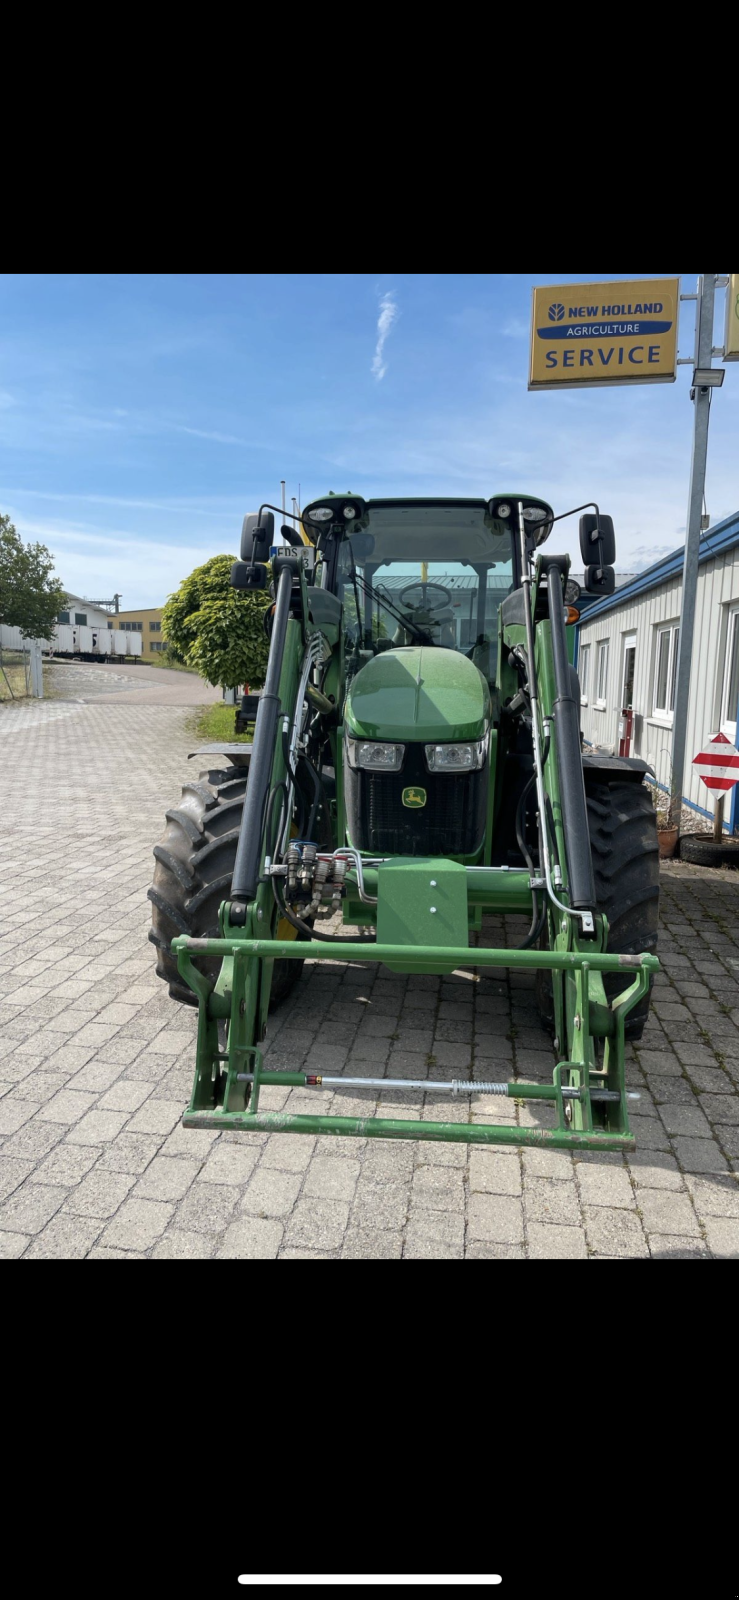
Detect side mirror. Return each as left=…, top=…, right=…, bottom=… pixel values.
left=241, top=511, right=274, bottom=562
left=231, top=560, right=268, bottom=591
left=584, top=564, right=616, bottom=596
left=579, top=512, right=615, bottom=567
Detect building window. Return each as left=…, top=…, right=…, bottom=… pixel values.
left=151, top=641, right=165, bottom=652
left=149, top=620, right=161, bottom=632
left=596, top=640, right=609, bottom=707
left=58, top=611, right=70, bottom=625
left=74, top=612, right=87, bottom=625
left=579, top=645, right=590, bottom=703
left=653, top=624, right=679, bottom=720
left=721, top=605, right=739, bottom=743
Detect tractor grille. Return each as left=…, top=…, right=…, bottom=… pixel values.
left=345, top=747, right=487, bottom=857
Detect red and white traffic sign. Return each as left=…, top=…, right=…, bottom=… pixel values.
left=692, top=730, right=739, bottom=793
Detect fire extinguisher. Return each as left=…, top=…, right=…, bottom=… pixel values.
left=618, top=707, right=634, bottom=757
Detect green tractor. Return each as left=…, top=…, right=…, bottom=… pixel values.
left=149, top=494, right=659, bottom=1152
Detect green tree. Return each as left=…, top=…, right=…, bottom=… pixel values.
left=0, top=513, right=66, bottom=640
left=162, top=554, right=271, bottom=688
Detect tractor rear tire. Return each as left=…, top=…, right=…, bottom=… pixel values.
left=148, top=767, right=305, bottom=1009
left=537, top=778, right=660, bottom=1041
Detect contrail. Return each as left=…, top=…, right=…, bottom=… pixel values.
left=371, top=293, right=398, bottom=380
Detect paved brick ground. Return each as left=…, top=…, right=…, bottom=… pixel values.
left=1, top=698, right=738, bottom=1260
left=47, top=658, right=221, bottom=705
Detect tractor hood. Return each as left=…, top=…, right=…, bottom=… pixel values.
left=345, top=647, right=491, bottom=742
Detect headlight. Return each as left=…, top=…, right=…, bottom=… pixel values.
left=307, top=506, right=333, bottom=523
left=425, top=739, right=487, bottom=772
left=522, top=505, right=547, bottom=522
left=346, top=739, right=405, bottom=772
left=495, top=502, right=511, bottom=519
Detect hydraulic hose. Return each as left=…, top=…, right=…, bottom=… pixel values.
left=272, top=876, right=376, bottom=945
left=232, top=567, right=293, bottom=902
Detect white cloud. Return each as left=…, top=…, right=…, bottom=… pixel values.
left=371, top=294, right=398, bottom=381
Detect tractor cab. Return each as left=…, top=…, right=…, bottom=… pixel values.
left=327, top=498, right=520, bottom=685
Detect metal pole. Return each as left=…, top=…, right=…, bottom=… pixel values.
left=669, top=273, right=718, bottom=828
left=281, top=479, right=286, bottom=540
left=713, top=794, right=724, bottom=843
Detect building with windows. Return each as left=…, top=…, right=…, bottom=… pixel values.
left=576, top=509, right=739, bottom=833
left=114, top=607, right=168, bottom=659
left=56, top=593, right=116, bottom=630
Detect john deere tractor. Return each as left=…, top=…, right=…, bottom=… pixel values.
left=149, top=495, right=659, bottom=1152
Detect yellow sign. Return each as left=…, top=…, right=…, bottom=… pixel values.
left=724, top=274, right=739, bottom=361
left=402, top=787, right=427, bottom=809
left=529, top=278, right=679, bottom=390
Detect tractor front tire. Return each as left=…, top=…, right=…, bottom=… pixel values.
left=148, top=768, right=304, bottom=1009
left=537, top=778, right=660, bottom=1041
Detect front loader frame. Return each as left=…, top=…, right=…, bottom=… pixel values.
left=172, top=501, right=659, bottom=1156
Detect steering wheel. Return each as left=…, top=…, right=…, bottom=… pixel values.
left=398, top=581, right=451, bottom=615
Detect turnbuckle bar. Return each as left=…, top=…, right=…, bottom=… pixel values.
left=233, top=1071, right=638, bottom=1103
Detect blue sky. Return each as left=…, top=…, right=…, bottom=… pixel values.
left=0, top=273, right=736, bottom=608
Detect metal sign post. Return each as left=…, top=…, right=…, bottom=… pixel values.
left=668, top=274, right=720, bottom=828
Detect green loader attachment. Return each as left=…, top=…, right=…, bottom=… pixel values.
left=150, top=495, right=659, bottom=1153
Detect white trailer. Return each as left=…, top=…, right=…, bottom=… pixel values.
left=54, top=624, right=77, bottom=656
left=92, top=627, right=113, bottom=658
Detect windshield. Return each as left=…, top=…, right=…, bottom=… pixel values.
left=335, top=502, right=515, bottom=682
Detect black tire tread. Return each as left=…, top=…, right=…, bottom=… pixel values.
left=148, top=771, right=303, bottom=1009
left=538, top=777, right=660, bottom=1041
left=678, top=832, right=739, bottom=868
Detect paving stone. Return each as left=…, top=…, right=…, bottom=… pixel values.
left=464, top=1241, right=526, bottom=1259
left=411, top=1165, right=465, bottom=1209
left=97, top=1133, right=163, bottom=1174
left=151, top=1230, right=216, bottom=1259
left=200, top=1144, right=258, bottom=1187
left=0, top=1157, right=35, bottom=1203
left=173, top=1182, right=241, bottom=1235
left=685, top=1174, right=739, bottom=1218
left=0, top=1098, right=38, bottom=1134
left=99, top=1197, right=174, bottom=1251
left=351, top=1181, right=409, bottom=1230
left=638, top=1188, right=700, bottom=1236
left=216, top=1218, right=284, bottom=1258
left=303, top=1157, right=360, bottom=1201
left=66, top=1109, right=131, bottom=1146
left=260, top=1134, right=316, bottom=1172
left=524, top=1177, right=581, bottom=1226
left=658, top=1103, right=712, bottom=1138
left=521, top=1149, right=574, bottom=1182
left=575, top=1163, right=635, bottom=1209
left=526, top=1223, right=588, bottom=1259
left=285, top=1198, right=350, bottom=1251
left=403, top=1238, right=464, bottom=1258
left=583, top=1205, right=648, bottom=1258
left=0, top=1182, right=68, bottom=1235
left=124, top=1099, right=183, bottom=1136
left=135, top=1156, right=201, bottom=1202
left=467, top=1193, right=524, bottom=1244
left=698, top=1094, right=739, bottom=1124
left=671, top=1136, right=729, bottom=1175
left=63, top=1170, right=136, bottom=1218
left=646, top=1235, right=710, bottom=1259
left=0, top=1230, right=30, bottom=1257
left=97, top=1080, right=154, bottom=1113
left=627, top=1150, right=684, bottom=1191
left=241, top=1168, right=302, bottom=1218
left=469, top=1150, right=522, bottom=1194
left=406, top=1208, right=465, bottom=1247
left=702, top=1217, right=739, bottom=1257
left=25, top=1214, right=103, bottom=1259
left=36, top=1089, right=99, bottom=1125
left=341, top=1229, right=403, bottom=1259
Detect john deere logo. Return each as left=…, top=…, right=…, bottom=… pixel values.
left=402, top=786, right=427, bottom=809
left=548, top=302, right=565, bottom=322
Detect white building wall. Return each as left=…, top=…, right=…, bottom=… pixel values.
left=578, top=542, right=739, bottom=820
